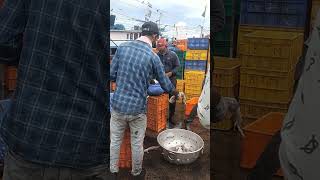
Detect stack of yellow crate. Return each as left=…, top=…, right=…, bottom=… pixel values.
left=184, top=50, right=208, bottom=72
left=213, top=57, right=240, bottom=98
left=184, top=71, right=205, bottom=100
left=239, top=30, right=304, bottom=125
left=311, top=0, right=320, bottom=31
left=176, top=80, right=185, bottom=93
left=183, top=38, right=209, bottom=100
left=237, top=26, right=304, bottom=58
left=213, top=57, right=240, bottom=130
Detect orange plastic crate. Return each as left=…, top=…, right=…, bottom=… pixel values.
left=147, top=94, right=168, bottom=111
left=241, top=112, right=285, bottom=176
left=110, top=82, right=116, bottom=91
left=185, top=97, right=199, bottom=116
left=147, top=108, right=167, bottom=133
left=147, top=94, right=169, bottom=133
left=119, top=128, right=132, bottom=168
left=5, top=66, right=17, bottom=91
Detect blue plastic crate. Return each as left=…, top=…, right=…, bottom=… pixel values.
left=241, top=12, right=306, bottom=27
left=247, top=1, right=265, bottom=13
left=240, top=0, right=307, bottom=27
left=265, top=2, right=281, bottom=13
left=184, top=60, right=207, bottom=71
left=282, top=2, right=306, bottom=14
left=280, top=14, right=305, bottom=27
left=187, top=38, right=209, bottom=50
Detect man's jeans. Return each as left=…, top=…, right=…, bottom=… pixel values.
left=109, top=111, right=147, bottom=176
left=3, top=151, right=109, bottom=180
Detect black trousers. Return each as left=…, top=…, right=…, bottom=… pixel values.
left=168, top=79, right=177, bottom=124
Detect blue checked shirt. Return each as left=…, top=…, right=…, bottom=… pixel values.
left=0, top=0, right=109, bottom=169
left=110, top=40, right=175, bottom=115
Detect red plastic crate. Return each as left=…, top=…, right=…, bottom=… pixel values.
left=119, top=128, right=132, bottom=168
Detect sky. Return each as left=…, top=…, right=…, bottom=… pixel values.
left=110, top=0, right=210, bottom=39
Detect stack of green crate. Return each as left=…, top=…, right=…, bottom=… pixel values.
left=213, top=0, right=240, bottom=57
left=175, top=51, right=185, bottom=79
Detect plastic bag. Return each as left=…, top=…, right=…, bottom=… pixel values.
left=197, top=65, right=210, bottom=129
left=147, top=82, right=164, bottom=96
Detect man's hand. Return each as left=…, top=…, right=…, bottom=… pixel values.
left=169, top=90, right=180, bottom=103
left=166, top=72, right=172, bottom=77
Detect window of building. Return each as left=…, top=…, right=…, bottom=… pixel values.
left=127, top=34, right=129, bottom=39
left=130, top=33, right=133, bottom=40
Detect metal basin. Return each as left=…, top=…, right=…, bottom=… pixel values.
left=157, top=129, right=204, bottom=165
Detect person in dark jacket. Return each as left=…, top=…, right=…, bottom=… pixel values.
left=157, top=38, right=180, bottom=128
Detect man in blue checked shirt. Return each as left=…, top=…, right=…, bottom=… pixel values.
left=110, top=21, right=179, bottom=179
left=0, top=0, right=110, bottom=179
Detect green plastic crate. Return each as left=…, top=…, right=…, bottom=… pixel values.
left=176, top=61, right=185, bottom=79
left=214, top=17, right=234, bottom=41
left=224, top=0, right=241, bottom=17
left=224, top=0, right=233, bottom=17
left=213, top=40, right=232, bottom=57
left=176, top=68, right=184, bottom=79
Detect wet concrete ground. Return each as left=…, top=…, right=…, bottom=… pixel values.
left=117, top=122, right=283, bottom=180
left=118, top=119, right=210, bottom=180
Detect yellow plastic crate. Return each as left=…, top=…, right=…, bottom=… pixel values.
left=176, top=80, right=185, bottom=92
left=185, top=93, right=200, bottom=100
left=208, top=48, right=211, bottom=62
left=214, top=85, right=239, bottom=98
left=240, top=68, right=294, bottom=90
left=240, top=99, right=289, bottom=120
left=214, top=57, right=240, bottom=87
left=243, top=31, right=303, bottom=58
left=184, top=71, right=205, bottom=82
left=240, top=86, right=293, bottom=103
left=212, top=118, right=234, bottom=131
left=185, top=81, right=203, bottom=90
left=311, top=1, right=320, bottom=30
left=185, top=86, right=202, bottom=95
left=237, top=26, right=304, bottom=57
left=241, top=55, right=299, bottom=73
left=185, top=50, right=208, bottom=61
